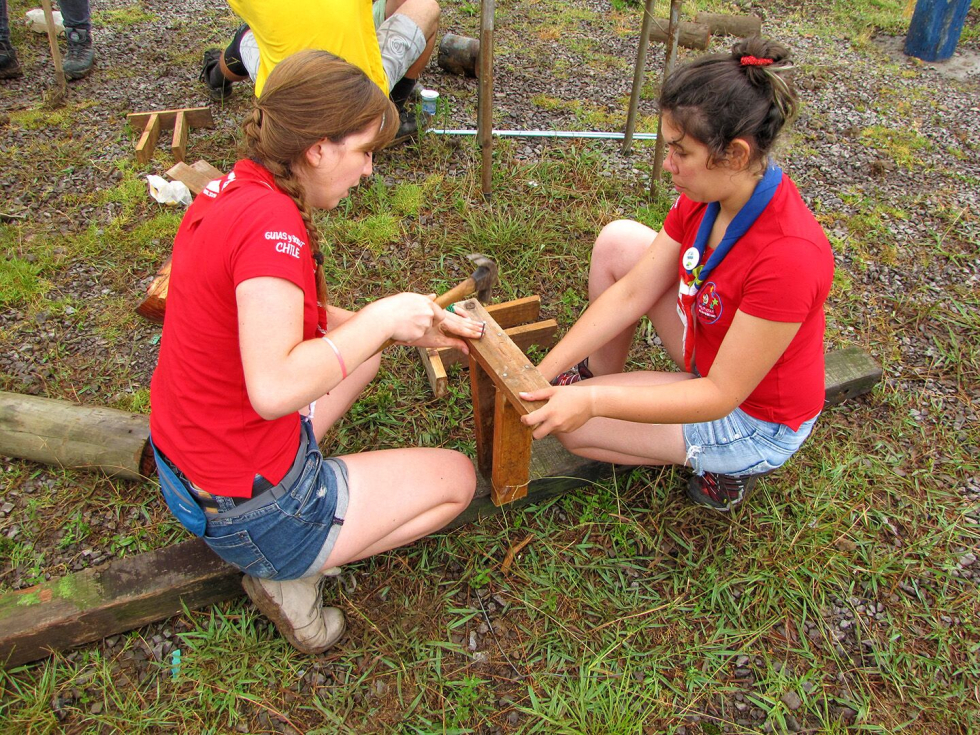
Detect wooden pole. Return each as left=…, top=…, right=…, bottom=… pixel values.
left=650, top=0, right=683, bottom=192
left=478, top=0, right=495, bottom=199
left=623, top=0, right=658, bottom=154
left=40, top=0, right=67, bottom=105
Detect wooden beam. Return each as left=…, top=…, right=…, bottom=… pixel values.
left=437, top=319, right=557, bottom=372
left=127, top=107, right=214, bottom=131
left=468, top=355, right=496, bottom=478
left=134, top=113, right=161, bottom=165
left=417, top=346, right=448, bottom=399
left=491, top=390, right=531, bottom=505
left=823, top=347, right=882, bottom=407
left=456, top=298, right=550, bottom=416
left=0, top=539, right=243, bottom=670
left=170, top=110, right=188, bottom=163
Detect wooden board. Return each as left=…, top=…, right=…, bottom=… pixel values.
left=127, top=107, right=214, bottom=131
left=170, top=110, right=188, bottom=163
left=165, top=160, right=222, bottom=196
left=456, top=298, right=550, bottom=416
left=0, top=539, right=243, bottom=670
left=437, top=319, right=557, bottom=371
left=823, top=346, right=882, bottom=407
left=134, top=113, right=161, bottom=165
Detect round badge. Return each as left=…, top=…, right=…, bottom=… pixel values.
left=682, top=247, right=700, bottom=271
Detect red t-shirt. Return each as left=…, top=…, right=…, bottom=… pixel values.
left=663, top=174, right=834, bottom=430
left=150, top=160, right=324, bottom=497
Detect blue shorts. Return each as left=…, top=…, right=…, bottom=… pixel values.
left=200, top=418, right=350, bottom=580
left=683, top=408, right=817, bottom=477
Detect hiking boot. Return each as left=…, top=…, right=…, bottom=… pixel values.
left=200, top=48, right=233, bottom=101
left=63, top=27, right=94, bottom=81
left=388, top=105, right=418, bottom=147
left=0, top=41, right=23, bottom=80
left=551, top=359, right=594, bottom=386
left=242, top=569, right=345, bottom=654
left=687, top=470, right=771, bottom=512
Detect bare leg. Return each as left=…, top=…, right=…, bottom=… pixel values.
left=321, top=447, right=475, bottom=569
left=386, top=0, right=440, bottom=79
left=586, top=219, right=685, bottom=375
left=556, top=371, right=692, bottom=465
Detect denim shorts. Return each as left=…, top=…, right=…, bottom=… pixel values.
left=200, top=418, right=349, bottom=580
left=683, top=408, right=817, bottom=477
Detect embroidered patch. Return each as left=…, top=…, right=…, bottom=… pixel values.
left=695, top=281, right=722, bottom=324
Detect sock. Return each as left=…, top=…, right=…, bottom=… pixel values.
left=389, top=77, right=417, bottom=108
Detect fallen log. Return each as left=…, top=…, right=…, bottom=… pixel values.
left=695, top=12, right=763, bottom=38
left=0, top=347, right=882, bottom=667
left=650, top=19, right=710, bottom=50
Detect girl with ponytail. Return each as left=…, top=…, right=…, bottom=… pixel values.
left=149, top=50, right=482, bottom=654
left=520, top=38, right=834, bottom=513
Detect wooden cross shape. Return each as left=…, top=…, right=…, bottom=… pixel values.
left=456, top=297, right=551, bottom=506
left=127, top=107, right=215, bottom=165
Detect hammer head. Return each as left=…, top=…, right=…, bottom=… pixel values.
left=467, top=252, right=498, bottom=304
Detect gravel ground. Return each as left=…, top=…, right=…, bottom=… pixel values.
left=1, top=0, right=979, bottom=731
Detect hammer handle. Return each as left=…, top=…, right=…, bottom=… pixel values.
left=376, top=279, right=478, bottom=353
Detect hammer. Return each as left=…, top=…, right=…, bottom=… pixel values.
left=379, top=253, right=498, bottom=350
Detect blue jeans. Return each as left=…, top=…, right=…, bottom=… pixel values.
left=195, top=418, right=350, bottom=580
left=683, top=408, right=817, bottom=477
left=0, top=0, right=90, bottom=43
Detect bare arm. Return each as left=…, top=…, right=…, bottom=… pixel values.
left=237, top=278, right=483, bottom=419
left=537, top=228, right=681, bottom=381
left=522, top=310, right=801, bottom=439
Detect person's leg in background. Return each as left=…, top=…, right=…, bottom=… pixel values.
left=0, top=1, right=24, bottom=79
left=59, top=0, right=94, bottom=80
left=201, top=24, right=251, bottom=101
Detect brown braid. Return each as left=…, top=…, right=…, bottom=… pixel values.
left=240, top=50, right=398, bottom=305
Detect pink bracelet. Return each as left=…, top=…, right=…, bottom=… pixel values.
left=322, top=335, right=348, bottom=380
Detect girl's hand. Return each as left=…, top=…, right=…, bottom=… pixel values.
left=409, top=299, right=485, bottom=353
left=519, top=385, right=596, bottom=440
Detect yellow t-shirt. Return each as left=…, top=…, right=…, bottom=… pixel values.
left=228, top=0, right=388, bottom=97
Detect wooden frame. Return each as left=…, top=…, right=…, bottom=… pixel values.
left=127, top=107, right=214, bottom=165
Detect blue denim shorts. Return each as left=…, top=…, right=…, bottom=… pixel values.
left=200, top=418, right=350, bottom=580
left=683, top=408, right=817, bottom=477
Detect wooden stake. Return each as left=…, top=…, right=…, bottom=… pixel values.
left=40, top=0, right=66, bottom=105
left=491, top=390, right=532, bottom=505
left=478, top=0, right=495, bottom=199
left=170, top=110, right=189, bottom=163
left=134, top=113, right=161, bottom=165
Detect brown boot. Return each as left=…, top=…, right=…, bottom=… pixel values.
left=242, top=568, right=345, bottom=654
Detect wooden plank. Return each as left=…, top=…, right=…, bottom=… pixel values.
left=484, top=296, right=541, bottom=329
left=134, top=113, right=161, bottom=165
left=823, top=347, right=882, bottom=407
left=456, top=298, right=550, bottom=416
left=127, top=107, right=214, bottom=131
left=170, top=110, right=188, bottom=163
left=437, top=319, right=557, bottom=371
left=468, top=354, right=496, bottom=478
left=165, top=161, right=217, bottom=195
left=418, top=346, right=449, bottom=399
left=490, top=390, right=531, bottom=505
left=0, top=539, right=243, bottom=670
left=190, top=159, right=225, bottom=180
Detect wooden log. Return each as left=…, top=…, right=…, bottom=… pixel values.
left=650, top=19, right=709, bottom=50
left=127, top=107, right=214, bottom=131
left=0, top=539, right=244, bottom=670
left=491, top=390, right=531, bottom=505
left=0, top=392, right=153, bottom=480
left=695, top=12, right=762, bottom=37
left=438, top=33, right=480, bottom=77
left=170, top=110, right=188, bottom=163
left=134, top=113, right=161, bottom=165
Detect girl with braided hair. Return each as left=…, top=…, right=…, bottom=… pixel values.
left=520, top=38, right=834, bottom=513
left=149, top=50, right=482, bottom=654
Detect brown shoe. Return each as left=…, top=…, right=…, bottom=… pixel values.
left=242, top=571, right=345, bottom=654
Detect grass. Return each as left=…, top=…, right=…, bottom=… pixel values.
left=1, top=0, right=979, bottom=732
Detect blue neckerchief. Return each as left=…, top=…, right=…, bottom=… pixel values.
left=687, top=163, right=783, bottom=289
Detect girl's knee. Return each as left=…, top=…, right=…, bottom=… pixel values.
left=592, top=220, right=656, bottom=272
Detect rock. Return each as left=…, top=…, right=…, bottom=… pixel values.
left=781, top=690, right=803, bottom=710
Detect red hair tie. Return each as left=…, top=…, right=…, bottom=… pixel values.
left=741, top=55, right=774, bottom=67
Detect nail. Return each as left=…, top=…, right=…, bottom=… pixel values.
left=479, top=321, right=487, bottom=338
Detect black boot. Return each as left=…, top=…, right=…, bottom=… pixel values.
left=200, top=48, right=233, bottom=101
left=0, top=40, right=22, bottom=80
left=63, top=27, right=94, bottom=80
